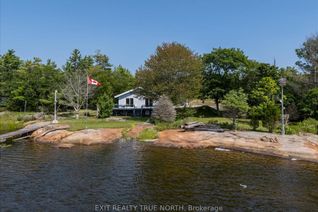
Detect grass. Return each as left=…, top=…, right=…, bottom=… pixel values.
left=60, top=117, right=145, bottom=131
left=286, top=118, right=318, bottom=135
left=0, top=112, right=35, bottom=134
left=137, top=128, right=158, bottom=140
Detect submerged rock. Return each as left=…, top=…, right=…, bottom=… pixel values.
left=56, top=143, right=75, bottom=148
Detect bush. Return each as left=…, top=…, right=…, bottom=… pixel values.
left=248, top=107, right=260, bottom=130
left=176, top=107, right=196, bottom=119
left=176, top=105, right=219, bottom=119
left=152, top=95, right=176, bottom=122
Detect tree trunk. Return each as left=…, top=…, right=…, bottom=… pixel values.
left=215, top=99, right=220, bottom=112
left=232, top=118, right=237, bottom=130
left=74, top=109, right=80, bottom=119
left=96, top=105, right=99, bottom=118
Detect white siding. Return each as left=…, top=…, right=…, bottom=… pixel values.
left=118, top=92, right=145, bottom=108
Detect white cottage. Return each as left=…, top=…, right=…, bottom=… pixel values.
left=113, top=88, right=155, bottom=116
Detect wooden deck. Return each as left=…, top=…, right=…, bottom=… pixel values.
left=0, top=122, right=51, bottom=143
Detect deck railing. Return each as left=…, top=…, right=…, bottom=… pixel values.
left=113, top=104, right=154, bottom=109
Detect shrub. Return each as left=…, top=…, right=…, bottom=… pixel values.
left=248, top=107, right=260, bottom=130
left=152, top=95, right=176, bottom=122
left=97, top=93, right=114, bottom=118
left=260, top=101, right=280, bottom=133
left=176, top=105, right=219, bottom=119
left=176, top=107, right=196, bottom=119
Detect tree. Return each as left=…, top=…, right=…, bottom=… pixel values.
left=0, top=50, right=22, bottom=106
left=296, top=34, right=318, bottom=87
left=250, top=77, right=280, bottom=132
left=301, top=88, right=318, bottom=119
left=6, top=58, right=62, bottom=112
left=152, top=95, right=176, bottom=122
left=243, top=61, right=280, bottom=94
left=259, top=101, right=280, bottom=133
left=223, top=89, right=249, bottom=130
left=97, top=93, right=114, bottom=118
left=136, top=42, right=202, bottom=104
left=111, top=65, right=135, bottom=96
left=61, top=49, right=93, bottom=119
left=89, top=51, right=113, bottom=109
left=202, top=48, right=249, bottom=112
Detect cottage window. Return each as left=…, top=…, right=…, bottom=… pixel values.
left=145, top=98, right=153, bottom=107
left=126, top=98, right=134, bottom=107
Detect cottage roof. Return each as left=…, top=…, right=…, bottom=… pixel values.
left=114, top=89, right=135, bottom=98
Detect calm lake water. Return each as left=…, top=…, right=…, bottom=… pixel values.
left=1, top=140, right=318, bottom=211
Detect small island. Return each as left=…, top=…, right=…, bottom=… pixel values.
left=1, top=2, right=317, bottom=210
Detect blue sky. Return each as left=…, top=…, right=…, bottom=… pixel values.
left=1, top=0, right=317, bottom=72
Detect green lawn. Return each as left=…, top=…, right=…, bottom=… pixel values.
left=60, top=117, right=145, bottom=131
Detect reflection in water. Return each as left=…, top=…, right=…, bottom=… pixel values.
left=0, top=140, right=318, bottom=211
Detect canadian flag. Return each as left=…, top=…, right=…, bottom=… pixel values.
left=87, top=76, right=102, bottom=86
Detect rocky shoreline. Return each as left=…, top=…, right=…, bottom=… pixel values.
left=29, top=123, right=318, bottom=163
left=155, top=129, right=318, bottom=163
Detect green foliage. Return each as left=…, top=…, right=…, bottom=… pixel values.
left=3, top=56, right=62, bottom=112
left=248, top=106, right=260, bottom=130
left=111, top=66, right=135, bottom=96
left=250, top=77, right=280, bottom=132
left=296, top=34, right=318, bottom=86
left=259, top=101, right=280, bottom=133
left=223, top=89, right=249, bottom=129
left=97, top=93, right=114, bottom=118
left=176, top=105, right=219, bottom=119
left=136, top=42, right=203, bottom=104
left=286, top=118, right=318, bottom=135
left=0, top=50, right=22, bottom=101
left=137, top=128, right=158, bottom=140
left=176, top=107, right=196, bottom=119
left=152, top=95, right=176, bottom=122
left=202, top=48, right=249, bottom=111
left=301, top=88, right=318, bottom=119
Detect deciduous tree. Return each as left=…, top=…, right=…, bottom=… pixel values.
left=202, top=48, right=249, bottom=112
left=296, top=34, right=318, bottom=87
left=136, top=42, right=202, bottom=104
